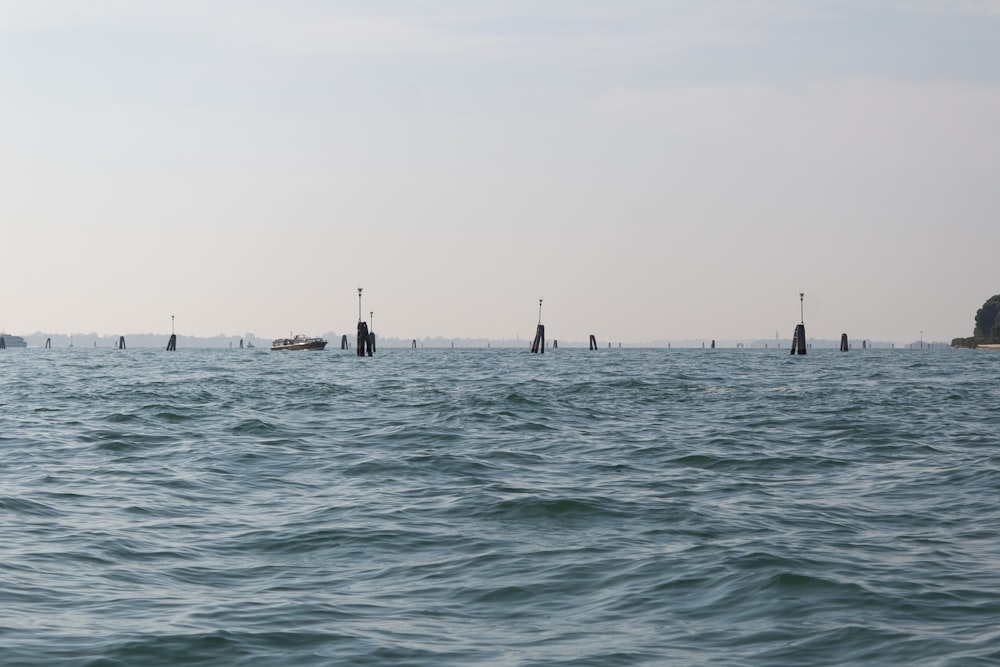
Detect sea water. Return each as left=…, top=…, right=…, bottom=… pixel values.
left=1, top=346, right=999, bottom=666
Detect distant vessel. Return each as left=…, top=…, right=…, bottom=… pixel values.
left=0, top=333, right=27, bottom=348
left=271, top=334, right=327, bottom=351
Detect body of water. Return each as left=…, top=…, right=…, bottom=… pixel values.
left=2, top=346, right=998, bottom=665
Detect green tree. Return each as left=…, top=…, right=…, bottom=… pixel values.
left=974, top=294, right=1000, bottom=341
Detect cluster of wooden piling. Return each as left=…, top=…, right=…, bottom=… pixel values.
left=356, top=321, right=373, bottom=357
left=530, top=324, right=545, bottom=353
left=166, top=315, right=177, bottom=351
left=790, top=324, right=806, bottom=355
left=790, top=293, right=807, bottom=355
left=530, top=299, right=545, bottom=353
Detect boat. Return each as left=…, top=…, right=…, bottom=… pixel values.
left=0, top=333, right=27, bottom=348
left=271, top=334, right=327, bottom=351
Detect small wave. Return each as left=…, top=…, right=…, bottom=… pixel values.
left=484, top=495, right=629, bottom=522
left=0, top=495, right=59, bottom=518
left=231, top=418, right=285, bottom=436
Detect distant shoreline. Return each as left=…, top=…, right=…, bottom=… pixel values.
left=5, top=332, right=948, bottom=350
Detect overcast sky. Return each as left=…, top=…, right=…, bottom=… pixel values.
left=2, top=1, right=998, bottom=344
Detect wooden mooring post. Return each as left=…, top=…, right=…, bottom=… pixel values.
left=790, top=293, right=807, bottom=355
left=342, top=335, right=349, bottom=350
left=0, top=337, right=5, bottom=350
left=530, top=299, right=545, bottom=353
left=412, top=339, right=417, bottom=349
left=589, top=334, right=597, bottom=350
left=45, top=338, right=52, bottom=349
left=119, top=336, right=126, bottom=350
left=530, top=324, right=545, bottom=353
left=790, top=324, right=806, bottom=355
left=357, top=321, right=372, bottom=357
left=166, top=315, right=177, bottom=351
left=840, top=333, right=849, bottom=352
left=356, top=287, right=374, bottom=356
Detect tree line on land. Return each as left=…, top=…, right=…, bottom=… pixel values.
left=951, top=294, right=1000, bottom=348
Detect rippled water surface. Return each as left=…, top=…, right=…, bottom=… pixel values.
left=2, top=346, right=999, bottom=666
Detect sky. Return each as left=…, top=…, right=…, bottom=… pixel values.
left=2, top=0, right=999, bottom=344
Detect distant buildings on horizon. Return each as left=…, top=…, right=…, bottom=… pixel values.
left=8, top=332, right=943, bottom=350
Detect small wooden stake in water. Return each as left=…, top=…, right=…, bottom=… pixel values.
left=840, top=333, right=849, bottom=352
left=45, top=338, right=52, bottom=349
left=589, top=334, right=597, bottom=351
left=342, top=335, right=349, bottom=350
left=119, top=336, right=126, bottom=351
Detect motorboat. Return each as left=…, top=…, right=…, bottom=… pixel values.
left=271, top=334, right=327, bottom=351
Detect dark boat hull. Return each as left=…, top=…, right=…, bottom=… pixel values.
left=271, top=340, right=327, bottom=351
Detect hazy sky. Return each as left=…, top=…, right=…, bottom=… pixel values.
left=3, top=1, right=999, bottom=344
